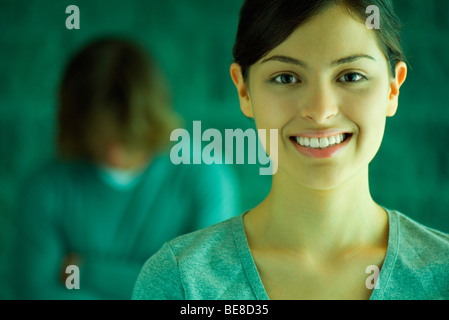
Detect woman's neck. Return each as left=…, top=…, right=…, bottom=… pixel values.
left=245, top=168, right=388, bottom=256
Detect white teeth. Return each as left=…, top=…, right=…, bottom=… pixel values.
left=319, top=137, right=329, bottom=149
left=303, top=137, right=310, bottom=147
left=296, top=133, right=347, bottom=149
left=309, top=138, right=320, bottom=148
left=336, top=134, right=341, bottom=144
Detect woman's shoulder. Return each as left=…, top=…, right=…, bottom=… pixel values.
left=376, top=209, right=449, bottom=299
left=389, top=209, right=449, bottom=250
left=165, top=214, right=243, bottom=261
left=133, top=214, right=247, bottom=300
left=387, top=208, right=449, bottom=276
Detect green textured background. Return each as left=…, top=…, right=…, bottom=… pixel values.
left=0, top=0, right=448, bottom=299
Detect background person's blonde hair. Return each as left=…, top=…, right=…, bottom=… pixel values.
left=57, top=37, right=181, bottom=160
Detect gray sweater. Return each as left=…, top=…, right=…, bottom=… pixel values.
left=133, top=209, right=449, bottom=300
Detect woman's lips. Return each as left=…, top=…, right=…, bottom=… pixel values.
left=290, top=133, right=353, bottom=159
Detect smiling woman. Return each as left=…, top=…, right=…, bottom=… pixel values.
left=133, top=0, right=449, bottom=300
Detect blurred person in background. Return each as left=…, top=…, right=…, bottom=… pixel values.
left=12, top=37, right=240, bottom=299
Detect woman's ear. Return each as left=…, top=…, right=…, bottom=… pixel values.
left=230, top=63, right=254, bottom=118
left=387, top=61, right=407, bottom=117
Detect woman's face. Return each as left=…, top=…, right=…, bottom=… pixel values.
left=231, top=4, right=407, bottom=190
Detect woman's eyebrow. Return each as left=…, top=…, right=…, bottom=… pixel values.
left=261, top=55, right=309, bottom=68
left=261, top=54, right=377, bottom=68
left=330, top=54, right=377, bottom=67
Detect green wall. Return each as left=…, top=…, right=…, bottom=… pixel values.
left=1, top=0, right=448, bottom=299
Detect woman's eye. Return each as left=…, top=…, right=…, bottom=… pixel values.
left=338, top=72, right=366, bottom=83
left=272, top=74, right=299, bottom=84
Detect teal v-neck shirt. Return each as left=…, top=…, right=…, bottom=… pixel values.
left=13, top=155, right=240, bottom=299
left=132, top=209, right=449, bottom=300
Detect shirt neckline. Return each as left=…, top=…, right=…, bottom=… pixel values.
left=369, top=208, right=399, bottom=300
left=232, top=208, right=400, bottom=300
left=232, top=212, right=270, bottom=300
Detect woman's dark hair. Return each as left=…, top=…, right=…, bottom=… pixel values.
left=233, top=0, right=406, bottom=80
left=58, top=37, right=180, bottom=159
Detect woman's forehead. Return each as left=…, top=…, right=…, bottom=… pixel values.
left=258, top=5, right=385, bottom=67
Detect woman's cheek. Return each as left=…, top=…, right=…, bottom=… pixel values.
left=346, top=79, right=389, bottom=120
left=347, top=90, right=389, bottom=159
left=253, top=93, right=294, bottom=129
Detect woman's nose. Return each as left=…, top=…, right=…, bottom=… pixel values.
left=299, top=84, right=338, bottom=123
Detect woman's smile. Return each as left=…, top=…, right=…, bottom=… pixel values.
left=290, top=131, right=353, bottom=159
